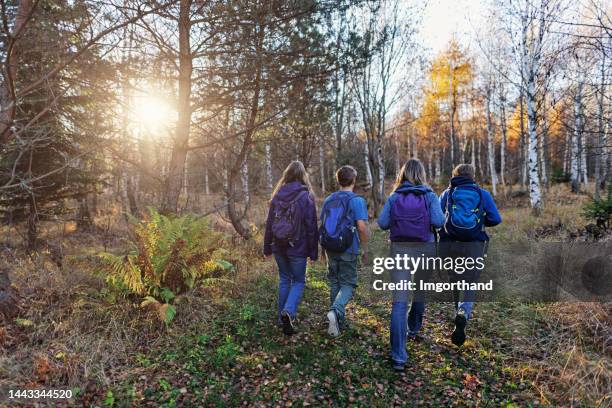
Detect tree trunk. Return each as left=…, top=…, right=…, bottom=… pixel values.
left=449, top=60, right=456, bottom=167
left=581, top=112, right=588, bottom=186
left=476, top=137, right=481, bottom=177
left=571, top=80, right=584, bottom=193
left=470, top=136, right=476, bottom=169
left=394, top=131, right=401, bottom=174
left=434, top=147, right=441, bottom=184
left=265, top=143, right=273, bottom=194
left=374, top=138, right=385, bottom=212
left=126, top=174, right=138, bottom=215
left=119, top=169, right=131, bottom=218
left=0, top=0, right=35, bottom=145
left=319, top=141, right=326, bottom=193
left=241, top=159, right=250, bottom=211
left=563, top=131, right=569, bottom=175
left=519, top=93, right=527, bottom=188
left=594, top=52, right=605, bottom=200
left=486, top=89, right=497, bottom=196
left=226, top=21, right=265, bottom=240
left=27, top=199, right=38, bottom=251
left=603, top=119, right=610, bottom=190
left=363, top=136, right=373, bottom=189
left=539, top=107, right=548, bottom=187
left=161, top=0, right=192, bottom=214
left=499, top=95, right=507, bottom=192
left=526, top=77, right=542, bottom=212
left=77, top=197, right=93, bottom=231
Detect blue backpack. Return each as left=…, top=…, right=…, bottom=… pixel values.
left=443, top=185, right=486, bottom=241
left=319, top=193, right=355, bottom=252
left=272, top=191, right=308, bottom=247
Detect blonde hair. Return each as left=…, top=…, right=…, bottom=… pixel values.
left=393, top=158, right=427, bottom=190
left=271, top=160, right=314, bottom=199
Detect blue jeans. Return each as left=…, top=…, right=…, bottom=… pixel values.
left=442, top=241, right=486, bottom=320
left=389, top=242, right=434, bottom=365
left=274, top=253, right=307, bottom=320
left=327, top=251, right=358, bottom=326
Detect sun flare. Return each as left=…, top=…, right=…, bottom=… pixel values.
left=132, top=94, right=174, bottom=131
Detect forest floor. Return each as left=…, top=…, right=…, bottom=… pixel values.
left=1, top=184, right=610, bottom=407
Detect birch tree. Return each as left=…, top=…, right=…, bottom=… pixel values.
left=349, top=0, right=421, bottom=213
left=497, top=0, right=568, bottom=212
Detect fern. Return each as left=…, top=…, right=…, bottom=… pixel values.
left=98, top=208, right=235, bottom=323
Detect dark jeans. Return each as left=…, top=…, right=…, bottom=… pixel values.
left=441, top=241, right=486, bottom=320
left=274, top=253, right=307, bottom=321
left=326, top=251, right=358, bottom=326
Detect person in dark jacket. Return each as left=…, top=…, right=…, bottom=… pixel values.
left=264, top=161, right=318, bottom=335
left=439, top=164, right=501, bottom=346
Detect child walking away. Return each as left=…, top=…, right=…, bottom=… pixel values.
left=264, top=161, right=318, bottom=336
left=439, top=164, right=501, bottom=346
left=320, top=165, right=368, bottom=338
left=378, top=159, right=444, bottom=372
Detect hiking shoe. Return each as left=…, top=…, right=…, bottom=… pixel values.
left=392, top=362, right=405, bottom=372
left=327, top=310, right=340, bottom=337
left=407, top=333, right=426, bottom=343
left=281, top=310, right=295, bottom=336
left=451, top=314, right=467, bottom=346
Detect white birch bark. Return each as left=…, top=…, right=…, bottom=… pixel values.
left=265, top=143, right=273, bottom=193
left=471, top=137, right=476, bottom=169
left=363, top=136, right=373, bottom=188
left=434, top=147, right=441, bottom=184
left=486, top=88, right=497, bottom=196
left=594, top=51, right=605, bottom=199
left=499, top=93, right=507, bottom=189
left=375, top=142, right=386, bottom=202
left=539, top=107, right=548, bottom=185
left=571, top=80, right=584, bottom=193
left=526, top=80, right=542, bottom=210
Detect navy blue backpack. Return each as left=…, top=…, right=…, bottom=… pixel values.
left=443, top=185, right=486, bottom=241
left=319, top=193, right=355, bottom=252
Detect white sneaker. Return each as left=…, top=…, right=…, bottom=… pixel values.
left=327, top=310, right=340, bottom=337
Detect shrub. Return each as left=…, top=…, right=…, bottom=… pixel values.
left=99, top=208, right=234, bottom=323
left=551, top=167, right=571, bottom=184
left=582, top=188, right=612, bottom=231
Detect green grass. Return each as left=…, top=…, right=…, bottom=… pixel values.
left=102, top=230, right=547, bottom=407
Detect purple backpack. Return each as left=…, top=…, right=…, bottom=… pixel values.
left=390, top=191, right=431, bottom=242
left=271, top=191, right=308, bottom=247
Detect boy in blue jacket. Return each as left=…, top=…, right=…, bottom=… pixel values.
left=439, top=164, right=501, bottom=346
